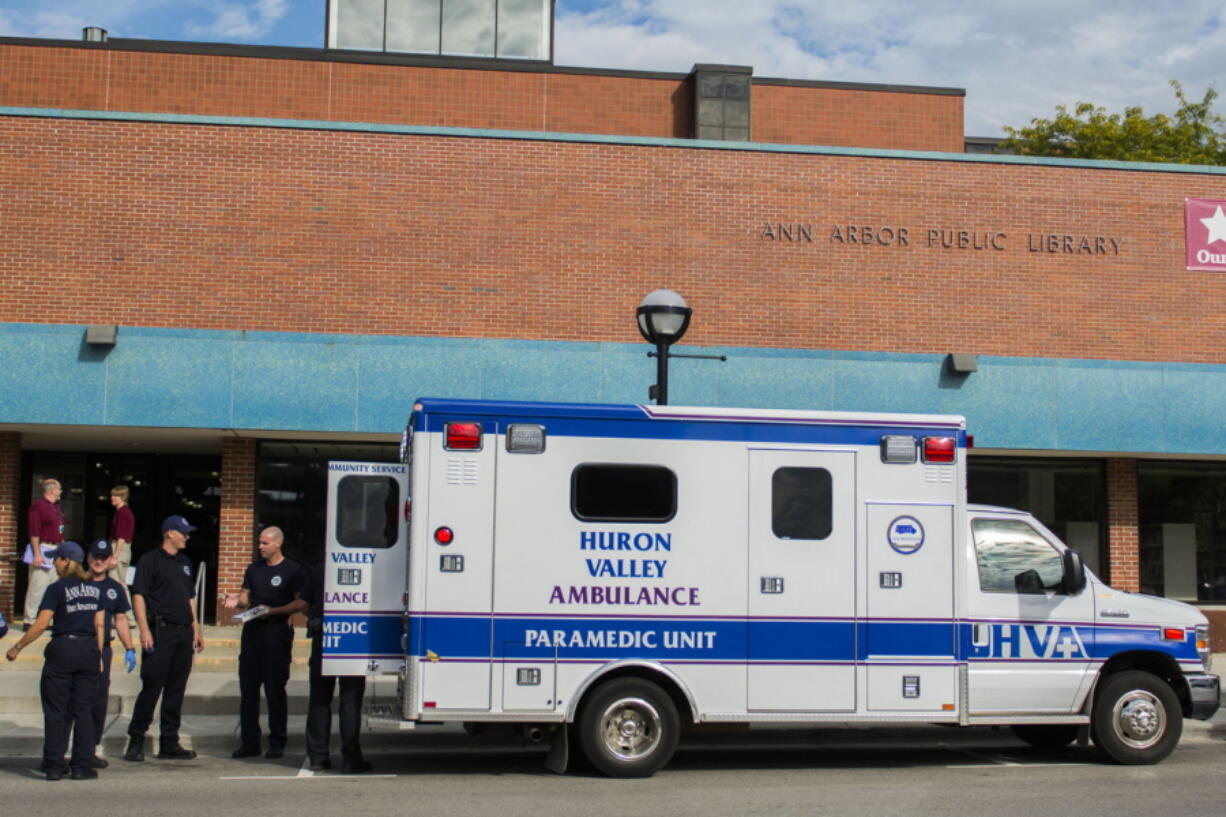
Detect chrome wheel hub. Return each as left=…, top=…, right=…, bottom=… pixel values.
left=600, top=697, right=661, bottom=761
left=1113, top=690, right=1165, bottom=749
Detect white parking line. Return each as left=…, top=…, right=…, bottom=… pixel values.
left=219, top=757, right=397, bottom=780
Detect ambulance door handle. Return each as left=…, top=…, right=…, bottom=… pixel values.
left=972, top=623, right=990, bottom=647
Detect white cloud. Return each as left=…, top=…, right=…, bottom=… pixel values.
left=556, top=1, right=1226, bottom=135
left=187, top=0, right=290, bottom=41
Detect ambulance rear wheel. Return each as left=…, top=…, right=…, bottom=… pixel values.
left=1090, top=670, right=1182, bottom=765
left=1010, top=725, right=1078, bottom=751
left=578, top=678, right=679, bottom=778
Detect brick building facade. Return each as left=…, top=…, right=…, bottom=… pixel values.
left=1, top=35, right=1225, bottom=634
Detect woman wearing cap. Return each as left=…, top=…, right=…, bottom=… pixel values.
left=5, top=542, right=105, bottom=781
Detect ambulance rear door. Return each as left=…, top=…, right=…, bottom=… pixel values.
left=321, top=460, right=410, bottom=676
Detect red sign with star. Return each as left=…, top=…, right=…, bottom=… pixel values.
left=1186, top=197, right=1226, bottom=271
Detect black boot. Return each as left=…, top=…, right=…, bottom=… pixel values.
left=123, top=735, right=145, bottom=762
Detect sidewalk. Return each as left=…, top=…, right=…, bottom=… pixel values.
left=0, top=624, right=306, bottom=673
left=0, top=625, right=403, bottom=757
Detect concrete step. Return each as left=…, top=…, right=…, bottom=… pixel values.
left=1, top=625, right=313, bottom=672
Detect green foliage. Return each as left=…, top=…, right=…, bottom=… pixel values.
left=1002, top=81, right=1226, bottom=165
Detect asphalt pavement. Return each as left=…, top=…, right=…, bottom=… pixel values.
left=1, top=625, right=1223, bottom=817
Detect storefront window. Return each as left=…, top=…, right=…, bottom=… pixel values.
left=1138, top=463, right=1226, bottom=601
left=967, top=458, right=1106, bottom=579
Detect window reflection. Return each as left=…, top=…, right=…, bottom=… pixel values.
left=498, top=0, right=548, bottom=59
left=973, top=519, right=1064, bottom=593
left=443, top=0, right=496, bottom=56
left=337, top=0, right=386, bottom=50
left=388, top=0, right=441, bottom=53
left=332, top=0, right=551, bottom=60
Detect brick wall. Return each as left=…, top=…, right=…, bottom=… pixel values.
left=0, top=432, right=18, bottom=621
left=217, top=437, right=256, bottom=626
left=0, top=115, right=1224, bottom=365
left=1106, top=459, right=1139, bottom=592
left=0, top=42, right=962, bottom=151
left=753, top=84, right=964, bottom=152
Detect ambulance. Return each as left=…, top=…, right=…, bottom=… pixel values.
left=321, top=398, right=1219, bottom=777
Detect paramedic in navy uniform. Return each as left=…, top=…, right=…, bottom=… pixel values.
left=303, top=562, right=372, bottom=773
left=222, top=526, right=305, bottom=759
left=5, top=542, right=105, bottom=781
left=82, top=539, right=136, bottom=768
left=124, top=515, right=204, bottom=762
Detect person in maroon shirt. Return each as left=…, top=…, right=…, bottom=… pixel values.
left=108, top=485, right=136, bottom=621
left=25, top=478, right=65, bottom=625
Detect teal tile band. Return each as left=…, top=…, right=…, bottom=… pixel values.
left=2, top=323, right=1224, bottom=455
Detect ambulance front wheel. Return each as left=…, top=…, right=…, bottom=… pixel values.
left=577, top=678, right=680, bottom=778
left=1091, top=670, right=1182, bottom=765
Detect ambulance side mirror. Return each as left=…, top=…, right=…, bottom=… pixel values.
left=1061, top=548, right=1087, bottom=595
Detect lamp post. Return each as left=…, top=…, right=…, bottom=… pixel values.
left=636, top=289, right=693, bottom=405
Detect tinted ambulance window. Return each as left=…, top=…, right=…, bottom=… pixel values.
left=973, top=518, right=1064, bottom=593
left=335, top=475, right=400, bottom=549
left=771, top=467, right=832, bottom=540
left=571, top=464, right=676, bottom=522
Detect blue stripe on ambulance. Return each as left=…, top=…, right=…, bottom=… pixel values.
left=404, top=614, right=1200, bottom=664
left=320, top=612, right=403, bottom=659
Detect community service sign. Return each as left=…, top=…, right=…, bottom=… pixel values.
left=1185, top=197, right=1226, bottom=271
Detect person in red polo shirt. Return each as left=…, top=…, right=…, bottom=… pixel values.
left=25, top=478, right=65, bottom=626
left=109, top=485, right=136, bottom=623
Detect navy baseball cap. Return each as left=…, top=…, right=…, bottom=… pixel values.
left=162, top=514, right=197, bottom=534
left=52, top=541, right=85, bottom=563
left=88, top=539, right=112, bottom=560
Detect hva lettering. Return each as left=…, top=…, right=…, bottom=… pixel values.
left=991, top=624, right=1086, bottom=659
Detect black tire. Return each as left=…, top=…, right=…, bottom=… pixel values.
left=1010, top=724, right=1079, bottom=751
left=577, top=678, right=680, bottom=778
left=1090, top=670, right=1182, bottom=765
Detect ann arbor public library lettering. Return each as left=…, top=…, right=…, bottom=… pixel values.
left=761, top=223, right=1125, bottom=255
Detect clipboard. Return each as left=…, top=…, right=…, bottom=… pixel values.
left=21, top=543, right=57, bottom=568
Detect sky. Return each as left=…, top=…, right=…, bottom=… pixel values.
left=1, top=1, right=1224, bottom=136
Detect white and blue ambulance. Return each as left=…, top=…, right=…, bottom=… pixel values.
left=321, top=398, right=1219, bottom=777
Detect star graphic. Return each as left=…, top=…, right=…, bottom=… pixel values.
left=1200, top=205, right=1226, bottom=246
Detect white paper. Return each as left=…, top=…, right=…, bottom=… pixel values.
left=21, top=543, right=56, bottom=568
left=232, top=605, right=270, bottom=623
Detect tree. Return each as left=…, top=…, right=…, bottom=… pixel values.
left=1002, top=81, right=1226, bottom=165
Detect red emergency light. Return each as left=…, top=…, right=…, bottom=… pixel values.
left=1162, top=627, right=1186, bottom=642
left=922, top=436, right=957, bottom=464
left=445, top=421, right=483, bottom=450
left=434, top=526, right=454, bottom=545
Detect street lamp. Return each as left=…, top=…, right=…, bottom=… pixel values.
left=637, top=289, right=692, bottom=405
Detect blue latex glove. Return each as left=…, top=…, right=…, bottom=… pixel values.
left=124, top=649, right=137, bottom=673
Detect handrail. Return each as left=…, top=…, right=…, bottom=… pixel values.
left=194, top=559, right=207, bottom=627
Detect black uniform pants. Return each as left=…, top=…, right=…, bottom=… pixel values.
left=41, top=637, right=100, bottom=775
left=305, top=642, right=365, bottom=762
left=238, top=620, right=293, bottom=750
left=129, top=625, right=194, bottom=748
left=89, top=644, right=113, bottom=749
